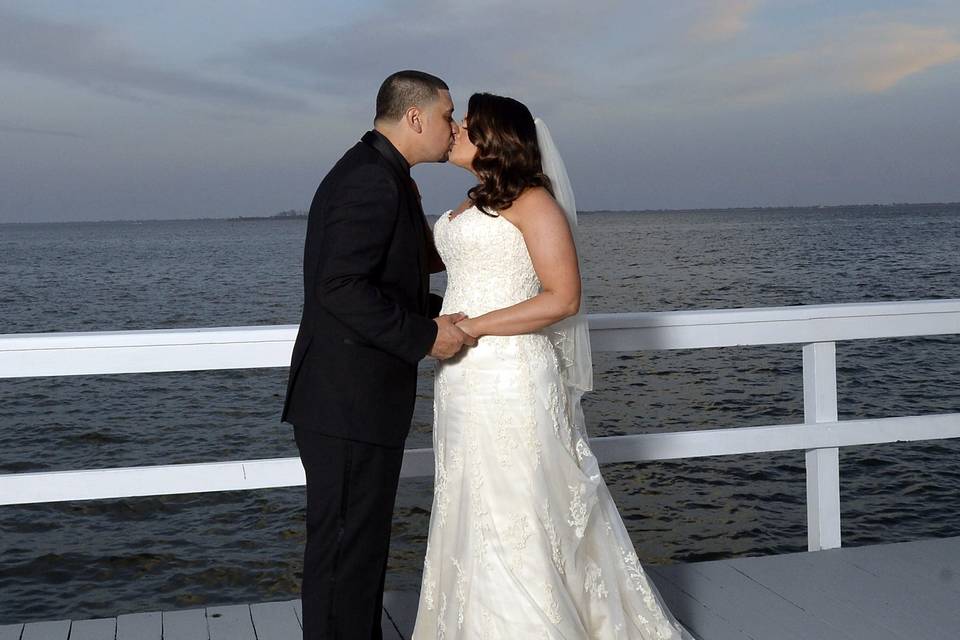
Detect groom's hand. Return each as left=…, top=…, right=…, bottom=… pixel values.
left=430, top=312, right=477, bottom=359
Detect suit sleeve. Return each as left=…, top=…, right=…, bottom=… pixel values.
left=425, top=221, right=446, bottom=273
left=314, top=164, right=438, bottom=364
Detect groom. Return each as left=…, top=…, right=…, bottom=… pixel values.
left=282, top=70, right=475, bottom=639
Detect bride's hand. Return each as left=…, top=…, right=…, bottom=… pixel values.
left=455, top=317, right=480, bottom=339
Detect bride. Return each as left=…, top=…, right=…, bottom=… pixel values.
left=412, top=92, right=695, bottom=639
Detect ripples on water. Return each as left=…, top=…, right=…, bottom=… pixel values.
left=1, top=205, right=959, bottom=622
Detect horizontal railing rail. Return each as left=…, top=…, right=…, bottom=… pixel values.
left=2, top=298, right=959, bottom=551
left=3, top=299, right=958, bottom=379
left=4, top=414, right=958, bottom=503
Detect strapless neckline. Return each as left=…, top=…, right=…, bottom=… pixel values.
left=443, top=204, right=477, bottom=223
left=439, top=204, right=520, bottom=235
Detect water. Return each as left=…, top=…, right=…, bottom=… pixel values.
left=1, top=204, right=959, bottom=623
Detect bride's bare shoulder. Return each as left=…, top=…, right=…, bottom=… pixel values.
left=502, top=187, right=563, bottom=227
left=515, top=186, right=554, bottom=207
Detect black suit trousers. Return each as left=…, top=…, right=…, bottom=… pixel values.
left=294, top=427, right=405, bottom=640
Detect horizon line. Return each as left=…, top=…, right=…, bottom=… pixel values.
left=2, top=200, right=959, bottom=226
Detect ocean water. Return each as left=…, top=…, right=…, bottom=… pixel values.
left=1, top=204, right=959, bottom=623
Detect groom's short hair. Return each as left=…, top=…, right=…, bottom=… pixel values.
left=376, top=70, right=449, bottom=123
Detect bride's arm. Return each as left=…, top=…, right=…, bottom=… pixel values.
left=457, top=188, right=580, bottom=338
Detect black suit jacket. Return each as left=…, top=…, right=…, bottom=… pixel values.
left=282, top=130, right=440, bottom=447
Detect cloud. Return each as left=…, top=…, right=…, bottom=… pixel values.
left=228, top=0, right=622, bottom=113
left=0, top=7, right=306, bottom=111
left=630, top=20, right=960, bottom=109
left=689, top=0, right=759, bottom=42
left=845, top=24, right=960, bottom=92
left=729, top=23, right=960, bottom=104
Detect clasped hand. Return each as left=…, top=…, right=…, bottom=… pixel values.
left=430, top=312, right=479, bottom=360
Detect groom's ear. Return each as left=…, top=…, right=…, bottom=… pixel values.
left=405, top=106, right=423, bottom=134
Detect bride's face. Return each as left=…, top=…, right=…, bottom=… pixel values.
left=449, top=116, right=478, bottom=171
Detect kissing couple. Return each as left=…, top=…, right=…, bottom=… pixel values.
left=283, top=70, right=694, bottom=639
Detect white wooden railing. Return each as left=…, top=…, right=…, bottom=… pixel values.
left=2, top=299, right=959, bottom=552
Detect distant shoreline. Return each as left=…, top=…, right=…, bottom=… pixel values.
left=3, top=201, right=958, bottom=225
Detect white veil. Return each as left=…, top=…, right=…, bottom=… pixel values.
left=535, top=118, right=594, bottom=400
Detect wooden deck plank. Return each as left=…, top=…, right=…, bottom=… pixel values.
left=249, top=601, right=301, bottom=639
left=646, top=567, right=752, bottom=640
left=116, top=611, right=161, bottom=640
left=382, top=591, right=418, bottom=640
left=206, top=605, right=254, bottom=640
left=807, top=549, right=960, bottom=640
left=729, top=552, right=909, bottom=640
left=68, top=618, right=116, bottom=640
left=21, top=621, right=70, bottom=640
left=659, top=560, right=854, bottom=640
left=881, top=536, right=960, bottom=583
left=0, top=625, right=24, bottom=640
left=806, top=549, right=960, bottom=639
left=837, top=543, right=960, bottom=610
left=162, top=609, right=208, bottom=640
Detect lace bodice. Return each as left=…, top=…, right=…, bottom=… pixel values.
left=433, top=205, right=541, bottom=318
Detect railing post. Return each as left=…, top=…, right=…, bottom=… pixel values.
left=803, top=341, right=841, bottom=550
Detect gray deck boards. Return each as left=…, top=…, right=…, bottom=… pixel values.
left=206, top=604, right=255, bottom=640
left=116, top=611, right=161, bottom=640
left=68, top=618, right=116, bottom=640
left=249, top=601, right=301, bottom=639
left=21, top=620, right=71, bottom=640
left=0, top=626, right=25, bottom=640
left=160, top=608, right=206, bottom=640
left=5, top=535, right=959, bottom=639
left=653, top=561, right=857, bottom=640
left=645, top=566, right=751, bottom=640
left=646, top=535, right=960, bottom=640
left=383, top=591, right=418, bottom=639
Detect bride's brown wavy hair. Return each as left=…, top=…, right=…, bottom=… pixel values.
left=465, top=93, right=552, bottom=216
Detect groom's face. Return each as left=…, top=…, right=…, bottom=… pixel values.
left=420, top=89, right=458, bottom=162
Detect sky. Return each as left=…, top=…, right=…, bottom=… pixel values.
left=1, top=0, right=959, bottom=223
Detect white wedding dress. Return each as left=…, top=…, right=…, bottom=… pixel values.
left=412, top=205, right=695, bottom=639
